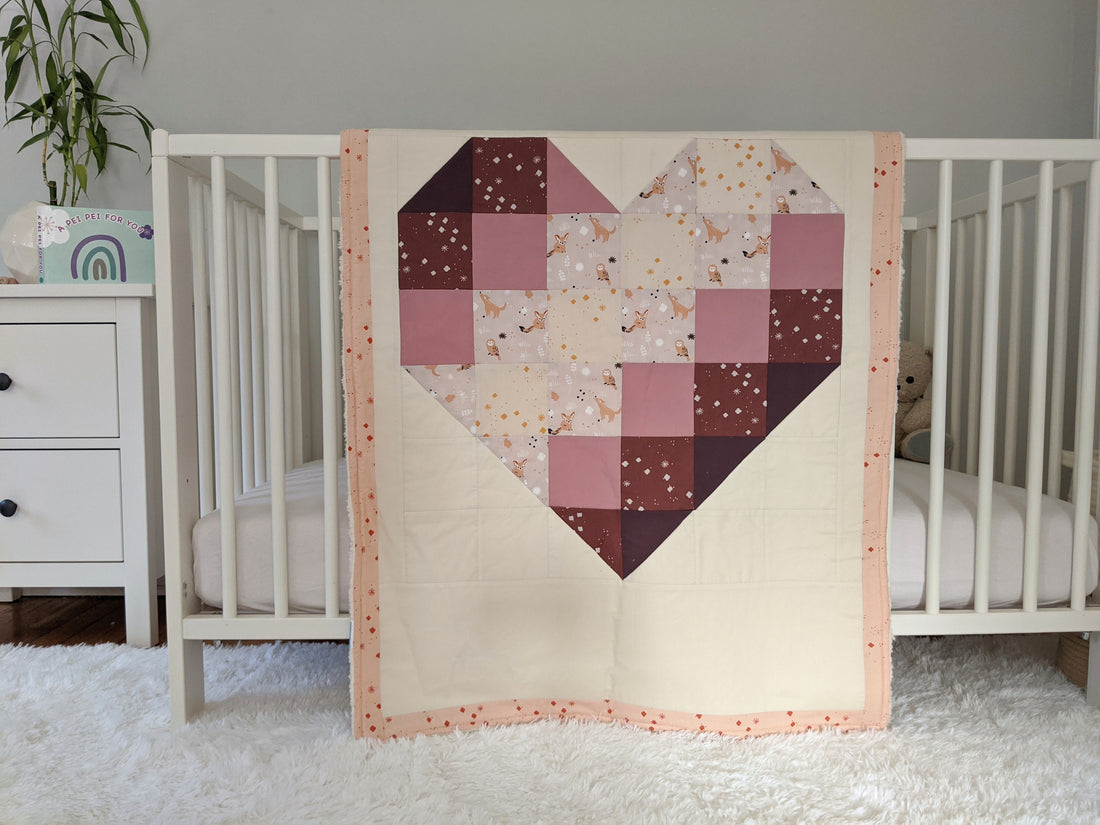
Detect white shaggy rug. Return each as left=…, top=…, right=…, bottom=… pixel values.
left=1, top=636, right=1098, bottom=824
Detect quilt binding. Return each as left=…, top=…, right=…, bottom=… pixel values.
left=342, top=130, right=902, bottom=739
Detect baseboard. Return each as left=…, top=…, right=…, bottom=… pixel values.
left=18, top=578, right=166, bottom=598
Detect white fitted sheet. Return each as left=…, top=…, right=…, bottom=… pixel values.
left=192, top=460, right=351, bottom=613
left=889, top=459, right=1098, bottom=609
left=191, top=457, right=1099, bottom=613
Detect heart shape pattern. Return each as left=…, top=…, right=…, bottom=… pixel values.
left=398, top=137, right=843, bottom=577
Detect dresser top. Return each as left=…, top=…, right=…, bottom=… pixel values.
left=0, top=283, right=154, bottom=299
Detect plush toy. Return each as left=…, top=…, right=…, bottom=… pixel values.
left=895, top=340, right=952, bottom=463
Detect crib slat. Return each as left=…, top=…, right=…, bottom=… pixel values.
left=246, top=208, right=267, bottom=485
left=965, top=214, right=985, bottom=476
left=211, top=156, right=239, bottom=618
left=1002, top=203, right=1025, bottom=486
left=926, top=159, right=954, bottom=614
left=288, top=228, right=305, bottom=467
left=188, top=177, right=215, bottom=517
left=265, top=158, right=290, bottom=619
left=279, top=225, right=294, bottom=468
left=948, top=219, right=967, bottom=472
left=227, top=201, right=245, bottom=495
left=1022, top=161, right=1055, bottom=612
left=316, top=158, right=341, bottom=618
left=974, top=162, right=1004, bottom=613
left=1047, top=187, right=1074, bottom=497
left=921, top=228, right=937, bottom=345
left=1070, top=161, right=1100, bottom=610
left=234, top=200, right=255, bottom=492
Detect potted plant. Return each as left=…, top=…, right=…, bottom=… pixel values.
left=2, top=0, right=153, bottom=207
left=1, top=0, right=153, bottom=282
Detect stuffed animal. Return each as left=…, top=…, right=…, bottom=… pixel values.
left=895, top=340, right=952, bottom=463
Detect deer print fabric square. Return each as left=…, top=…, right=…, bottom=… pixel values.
left=397, top=136, right=843, bottom=578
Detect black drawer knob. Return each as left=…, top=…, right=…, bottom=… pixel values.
left=0, top=373, right=10, bottom=391
left=0, top=500, right=16, bottom=518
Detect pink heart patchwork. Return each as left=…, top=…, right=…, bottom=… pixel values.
left=398, top=137, right=843, bottom=577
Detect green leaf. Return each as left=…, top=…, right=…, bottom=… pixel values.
left=44, top=50, right=58, bottom=90
left=5, top=13, right=27, bottom=39
left=98, top=3, right=128, bottom=55
left=74, top=163, right=88, bottom=191
left=18, top=129, right=48, bottom=152
left=3, top=24, right=29, bottom=82
left=92, top=53, right=125, bottom=90
left=76, top=10, right=110, bottom=25
left=57, top=4, right=73, bottom=36
left=122, top=0, right=150, bottom=65
left=4, top=53, right=25, bottom=100
left=31, top=0, right=50, bottom=35
left=4, top=14, right=27, bottom=50
left=75, top=31, right=110, bottom=52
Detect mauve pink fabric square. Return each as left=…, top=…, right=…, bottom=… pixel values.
left=694, top=289, right=771, bottom=363
left=621, top=363, right=696, bottom=436
left=399, top=290, right=474, bottom=365
left=473, top=214, right=551, bottom=291
left=548, top=435, right=621, bottom=509
left=546, top=142, right=617, bottom=214
left=770, top=213, right=845, bottom=289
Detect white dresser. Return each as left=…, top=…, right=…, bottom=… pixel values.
left=0, top=285, right=162, bottom=646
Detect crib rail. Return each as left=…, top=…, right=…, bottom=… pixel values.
left=153, top=132, right=347, bottom=723
left=153, top=132, right=1100, bottom=724
left=898, top=139, right=1100, bottom=638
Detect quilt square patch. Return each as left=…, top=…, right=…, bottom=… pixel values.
left=398, top=212, right=473, bottom=289
left=620, top=214, right=697, bottom=290
left=547, top=213, right=622, bottom=290
left=694, top=363, right=768, bottom=437
left=473, top=214, right=551, bottom=290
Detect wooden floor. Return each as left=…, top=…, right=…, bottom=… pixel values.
left=0, top=595, right=168, bottom=647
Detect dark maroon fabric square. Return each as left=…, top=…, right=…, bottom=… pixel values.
left=766, top=363, right=839, bottom=431
left=401, top=140, right=474, bottom=213
left=553, top=507, right=622, bottom=576
left=694, top=436, right=764, bottom=502
left=694, top=362, right=768, bottom=437
left=620, top=511, right=691, bottom=577
left=620, top=437, right=694, bottom=511
left=398, top=212, right=473, bottom=290
left=768, top=289, right=842, bottom=363
left=473, top=138, right=548, bottom=214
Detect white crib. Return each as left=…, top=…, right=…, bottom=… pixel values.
left=151, top=132, right=1100, bottom=726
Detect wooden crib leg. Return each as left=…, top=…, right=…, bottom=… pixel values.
left=1087, top=632, right=1100, bottom=708
left=170, top=638, right=206, bottom=727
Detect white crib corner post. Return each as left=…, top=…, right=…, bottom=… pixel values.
left=152, top=144, right=208, bottom=724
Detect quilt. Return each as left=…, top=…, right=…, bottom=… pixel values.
left=342, top=131, right=902, bottom=739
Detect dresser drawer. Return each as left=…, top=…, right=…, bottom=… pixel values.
left=0, top=324, right=119, bottom=438
left=0, top=449, right=123, bottom=562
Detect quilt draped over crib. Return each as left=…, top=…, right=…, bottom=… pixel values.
left=341, top=130, right=903, bottom=739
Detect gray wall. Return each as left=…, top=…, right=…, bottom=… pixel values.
left=1, top=0, right=1096, bottom=224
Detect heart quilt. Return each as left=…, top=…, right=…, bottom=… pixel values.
left=343, top=131, right=901, bottom=739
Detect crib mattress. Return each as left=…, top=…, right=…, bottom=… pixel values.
left=192, top=460, right=351, bottom=613
left=889, top=459, right=1098, bottom=610
left=191, top=458, right=1099, bottom=613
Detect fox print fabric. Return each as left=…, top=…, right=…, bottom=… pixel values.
left=343, top=130, right=902, bottom=740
